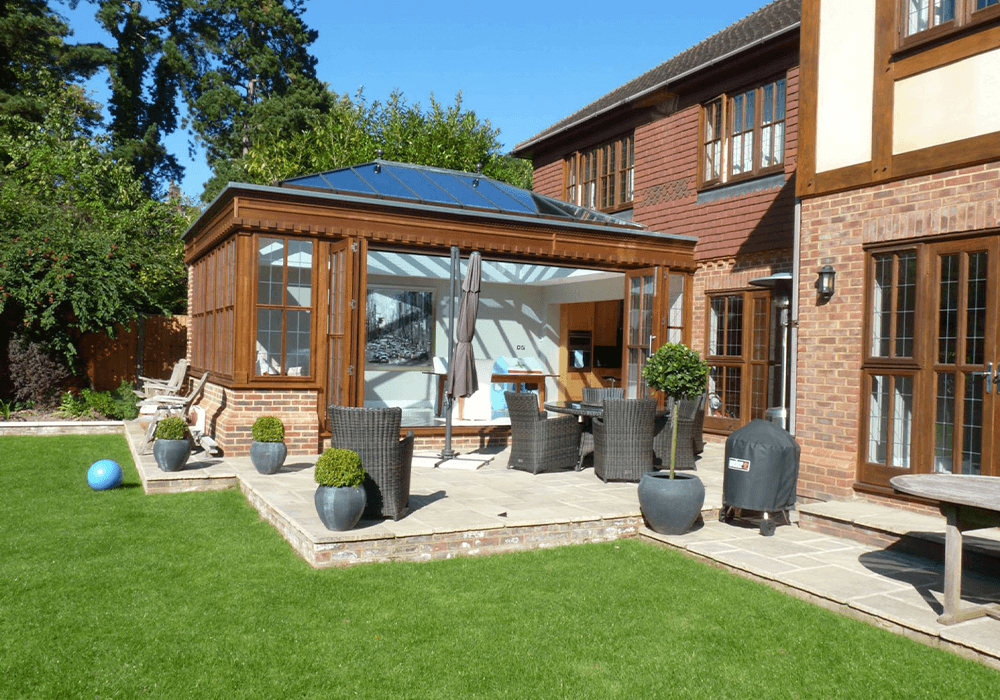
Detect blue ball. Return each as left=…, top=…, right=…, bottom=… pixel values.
left=88, top=459, right=123, bottom=491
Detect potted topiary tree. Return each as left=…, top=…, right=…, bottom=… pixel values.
left=250, top=416, right=287, bottom=475
left=313, top=447, right=367, bottom=531
left=637, top=342, right=709, bottom=535
left=153, top=416, right=191, bottom=472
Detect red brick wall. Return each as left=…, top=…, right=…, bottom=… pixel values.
left=196, top=382, right=322, bottom=457
left=796, top=161, right=1000, bottom=501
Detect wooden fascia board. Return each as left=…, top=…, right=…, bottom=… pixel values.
left=212, top=191, right=695, bottom=271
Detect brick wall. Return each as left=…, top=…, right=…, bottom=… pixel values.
left=796, top=160, right=1000, bottom=501
left=196, top=382, right=322, bottom=457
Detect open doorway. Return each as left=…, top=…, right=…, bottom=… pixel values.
left=360, top=250, right=625, bottom=427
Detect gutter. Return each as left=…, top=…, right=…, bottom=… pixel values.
left=513, top=22, right=801, bottom=155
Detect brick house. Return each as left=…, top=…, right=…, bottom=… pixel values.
left=795, top=0, right=1000, bottom=503
left=512, top=0, right=803, bottom=439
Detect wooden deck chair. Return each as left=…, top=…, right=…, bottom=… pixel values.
left=139, top=371, right=210, bottom=454
left=135, top=358, right=190, bottom=398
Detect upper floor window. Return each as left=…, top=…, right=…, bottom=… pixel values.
left=564, top=134, right=634, bottom=212
left=700, top=78, right=786, bottom=188
left=901, top=0, right=1000, bottom=44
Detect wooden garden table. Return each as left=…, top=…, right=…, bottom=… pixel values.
left=890, top=473, right=1000, bottom=625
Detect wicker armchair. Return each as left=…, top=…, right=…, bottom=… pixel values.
left=593, top=398, right=656, bottom=483
left=578, top=387, right=624, bottom=469
left=328, top=405, right=414, bottom=520
left=652, top=394, right=705, bottom=471
left=505, top=391, right=581, bottom=474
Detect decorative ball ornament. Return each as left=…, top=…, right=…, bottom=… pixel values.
left=87, top=459, right=123, bottom=491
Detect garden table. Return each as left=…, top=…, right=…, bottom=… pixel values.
left=545, top=401, right=667, bottom=471
left=890, top=473, right=1000, bottom=625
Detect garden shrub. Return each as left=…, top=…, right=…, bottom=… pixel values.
left=251, top=416, right=285, bottom=443
left=314, top=448, right=364, bottom=488
left=57, top=381, right=139, bottom=420
left=154, top=416, right=189, bottom=440
left=8, top=335, right=71, bottom=408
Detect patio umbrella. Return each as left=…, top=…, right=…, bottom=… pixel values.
left=445, top=251, right=482, bottom=400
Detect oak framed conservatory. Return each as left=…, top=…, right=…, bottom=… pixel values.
left=182, top=161, right=697, bottom=456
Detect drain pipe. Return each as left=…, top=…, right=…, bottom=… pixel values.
left=789, top=198, right=802, bottom=435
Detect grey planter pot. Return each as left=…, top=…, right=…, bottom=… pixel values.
left=250, top=441, right=287, bottom=475
left=314, top=485, right=367, bottom=531
left=153, top=438, right=190, bottom=472
left=638, top=471, right=705, bottom=535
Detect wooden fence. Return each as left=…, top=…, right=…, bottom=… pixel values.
left=79, top=316, right=188, bottom=391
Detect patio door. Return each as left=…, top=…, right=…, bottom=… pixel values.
left=623, top=268, right=660, bottom=399
left=926, top=238, right=1000, bottom=478
left=325, top=238, right=363, bottom=417
left=859, top=236, right=1000, bottom=487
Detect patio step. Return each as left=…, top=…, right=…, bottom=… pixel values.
left=797, top=499, right=1000, bottom=576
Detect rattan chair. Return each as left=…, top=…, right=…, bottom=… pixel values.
left=328, top=405, right=414, bottom=520
left=593, top=398, right=656, bottom=483
left=652, top=394, right=704, bottom=471
left=578, top=387, right=624, bottom=469
left=505, top=391, right=581, bottom=474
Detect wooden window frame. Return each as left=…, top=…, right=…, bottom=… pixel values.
left=253, top=234, right=316, bottom=381
left=563, top=134, right=634, bottom=213
left=698, top=76, right=787, bottom=189
left=898, top=0, right=1000, bottom=50
left=190, top=239, right=236, bottom=378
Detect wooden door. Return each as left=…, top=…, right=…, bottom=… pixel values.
left=859, top=236, right=1000, bottom=487
left=325, top=238, right=362, bottom=421
left=927, top=238, right=1000, bottom=477
left=623, top=268, right=660, bottom=399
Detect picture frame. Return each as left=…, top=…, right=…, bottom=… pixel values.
left=364, top=285, right=435, bottom=369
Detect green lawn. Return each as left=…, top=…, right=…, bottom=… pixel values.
left=2, top=435, right=998, bottom=699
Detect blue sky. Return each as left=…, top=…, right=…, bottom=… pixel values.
left=58, top=0, right=770, bottom=199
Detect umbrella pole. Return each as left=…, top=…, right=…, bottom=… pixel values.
left=439, top=245, right=460, bottom=463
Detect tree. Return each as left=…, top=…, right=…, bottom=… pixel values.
left=0, top=81, right=191, bottom=368
left=0, top=0, right=108, bottom=124
left=236, top=90, right=532, bottom=199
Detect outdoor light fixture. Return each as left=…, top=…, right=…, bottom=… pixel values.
left=817, top=265, right=836, bottom=300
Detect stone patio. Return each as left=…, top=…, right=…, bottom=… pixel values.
left=119, top=418, right=1000, bottom=670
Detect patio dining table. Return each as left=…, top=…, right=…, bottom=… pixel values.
left=890, top=473, right=1000, bottom=625
left=544, top=400, right=668, bottom=470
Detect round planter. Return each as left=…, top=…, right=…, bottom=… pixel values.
left=153, top=438, right=190, bottom=472
left=638, top=471, right=705, bottom=535
left=250, top=440, right=287, bottom=475
left=314, top=485, right=367, bottom=531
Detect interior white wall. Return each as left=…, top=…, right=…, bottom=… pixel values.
left=815, top=0, right=876, bottom=173
left=362, top=253, right=623, bottom=411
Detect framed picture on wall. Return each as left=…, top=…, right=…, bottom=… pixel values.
left=365, top=285, right=435, bottom=369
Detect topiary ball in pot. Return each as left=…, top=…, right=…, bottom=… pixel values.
left=314, top=448, right=367, bottom=531
left=153, top=416, right=191, bottom=472
left=250, top=416, right=287, bottom=475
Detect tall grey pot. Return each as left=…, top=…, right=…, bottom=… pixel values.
left=314, top=485, right=367, bottom=531
left=250, top=441, right=287, bottom=475
left=638, top=471, right=705, bottom=535
left=153, top=438, right=190, bottom=472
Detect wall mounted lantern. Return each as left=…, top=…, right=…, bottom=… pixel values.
left=817, top=265, right=836, bottom=300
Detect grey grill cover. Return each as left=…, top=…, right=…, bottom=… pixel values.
left=723, top=419, right=800, bottom=512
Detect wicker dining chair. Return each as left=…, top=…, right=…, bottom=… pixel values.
left=578, top=387, right=624, bottom=469
left=328, top=405, right=414, bottom=520
left=505, top=391, right=581, bottom=474
left=592, top=398, right=656, bottom=483
left=652, top=394, right=705, bottom=471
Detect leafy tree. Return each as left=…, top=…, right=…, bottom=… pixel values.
left=236, top=90, right=532, bottom=199
left=0, top=81, right=191, bottom=368
left=0, top=0, right=108, bottom=123
left=94, top=0, right=186, bottom=195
